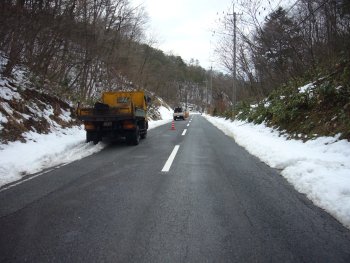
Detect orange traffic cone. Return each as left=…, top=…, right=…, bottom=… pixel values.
left=171, top=120, right=176, bottom=130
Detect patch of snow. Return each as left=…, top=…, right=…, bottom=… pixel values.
left=0, top=112, right=8, bottom=131
left=1, top=102, right=13, bottom=115
left=148, top=106, right=173, bottom=129
left=19, top=112, right=31, bottom=120
left=0, top=86, right=21, bottom=101
left=0, top=51, right=8, bottom=68
left=158, top=105, right=173, bottom=120
left=59, top=109, right=72, bottom=122
left=205, top=115, right=350, bottom=229
left=12, top=65, right=30, bottom=86
left=0, top=112, right=7, bottom=124
left=26, top=103, right=60, bottom=129
left=26, top=103, right=40, bottom=115
left=299, top=83, right=314, bottom=94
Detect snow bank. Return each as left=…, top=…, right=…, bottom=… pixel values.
left=0, top=126, right=105, bottom=186
left=205, top=115, right=350, bottom=229
left=149, top=105, right=173, bottom=129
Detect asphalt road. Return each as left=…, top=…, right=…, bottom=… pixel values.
left=1, top=115, right=350, bottom=262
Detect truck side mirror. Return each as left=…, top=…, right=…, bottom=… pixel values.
left=76, top=101, right=81, bottom=115
left=145, top=96, right=151, bottom=105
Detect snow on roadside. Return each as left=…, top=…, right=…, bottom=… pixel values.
left=149, top=105, right=173, bottom=129
left=0, top=106, right=173, bottom=188
left=205, top=115, right=350, bottom=229
left=0, top=126, right=104, bottom=186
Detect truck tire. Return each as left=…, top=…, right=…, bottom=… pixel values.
left=127, top=126, right=140, bottom=145
left=86, top=131, right=95, bottom=143
left=140, top=130, right=147, bottom=139
left=86, top=131, right=100, bottom=144
left=93, top=136, right=100, bottom=145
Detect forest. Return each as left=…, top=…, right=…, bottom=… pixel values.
left=0, top=0, right=212, bottom=110
left=0, top=0, right=349, bottom=115
left=216, top=0, right=350, bottom=109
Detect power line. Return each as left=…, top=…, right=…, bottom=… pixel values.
left=261, top=0, right=300, bottom=22
left=293, top=0, right=330, bottom=29
left=285, top=0, right=301, bottom=15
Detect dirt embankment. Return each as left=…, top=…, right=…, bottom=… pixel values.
left=0, top=80, right=78, bottom=144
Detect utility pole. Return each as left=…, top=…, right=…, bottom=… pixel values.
left=233, top=4, right=237, bottom=113
left=228, top=3, right=240, bottom=114
left=206, top=80, right=208, bottom=113
left=210, top=66, right=213, bottom=114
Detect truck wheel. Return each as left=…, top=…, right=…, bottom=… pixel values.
left=127, top=127, right=140, bottom=145
left=86, top=131, right=95, bottom=143
left=140, top=130, right=147, bottom=139
left=87, top=131, right=100, bottom=144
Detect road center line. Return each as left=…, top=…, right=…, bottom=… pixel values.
left=187, top=123, right=190, bottom=127
left=161, top=145, right=180, bottom=172
left=182, top=129, right=187, bottom=136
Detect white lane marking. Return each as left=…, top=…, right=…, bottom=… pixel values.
left=161, top=145, right=180, bottom=172
left=0, top=162, right=70, bottom=193
left=182, top=129, right=187, bottom=136
left=187, top=123, right=190, bottom=127
left=0, top=169, right=55, bottom=193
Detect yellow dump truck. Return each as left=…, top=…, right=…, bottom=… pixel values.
left=77, top=91, right=150, bottom=145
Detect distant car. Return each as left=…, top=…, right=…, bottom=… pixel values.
left=173, top=107, right=185, bottom=120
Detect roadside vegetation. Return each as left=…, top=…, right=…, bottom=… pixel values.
left=235, top=60, right=350, bottom=140
left=212, top=0, right=350, bottom=141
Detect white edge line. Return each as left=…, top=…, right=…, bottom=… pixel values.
left=187, top=124, right=190, bottom=127
left=161, top=145, right=180, bottom=172
left=182, top=129, right=187, bottom=136
left=0, top=169, right=55, bottom=193
left=0, top=163, right=69, bottom=193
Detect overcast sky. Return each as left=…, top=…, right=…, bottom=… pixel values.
left=130, top=0, right=286, bottom=71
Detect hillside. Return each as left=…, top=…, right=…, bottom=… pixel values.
left=0, top=56, right=174, bottom=185
left=0, top=64, right=75, bottom=144
left=0, top=53, right=172, bottom=145
left=235, top=61, right=350, bottom=141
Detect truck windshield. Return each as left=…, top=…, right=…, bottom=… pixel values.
left=174, top=107, right=182, bottom=113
